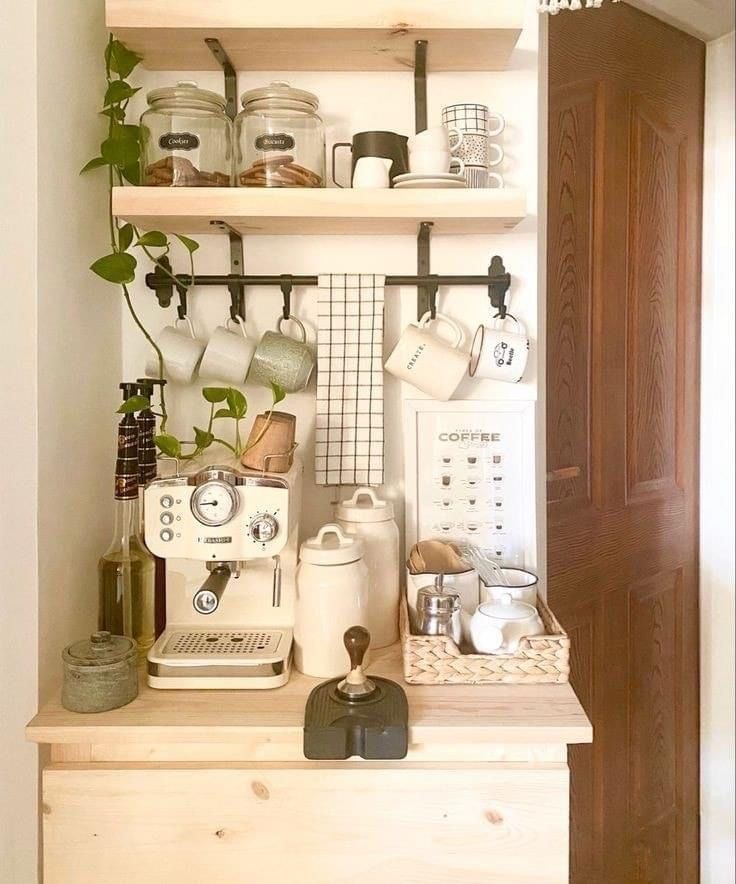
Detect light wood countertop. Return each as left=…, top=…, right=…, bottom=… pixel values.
left=27, top=644, right=592, bottom=748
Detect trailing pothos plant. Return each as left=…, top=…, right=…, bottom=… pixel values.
left=119, top=382, right=287, bottom=463
left=81, top=36, right=199, bottom=432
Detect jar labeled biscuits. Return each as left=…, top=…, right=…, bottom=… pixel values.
left=235, top=82, right=325, bottom=187
left=140, top=81, right=232, bottom=187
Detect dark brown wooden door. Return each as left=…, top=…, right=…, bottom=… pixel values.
left=546, top=4, right=703, bottom=882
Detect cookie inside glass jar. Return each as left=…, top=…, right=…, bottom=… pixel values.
left=140, top=81, right=232, bottom=187
left=236, top=82, right=326, bottom=187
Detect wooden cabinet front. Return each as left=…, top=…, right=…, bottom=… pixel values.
left=43, top=765, right=569, bottom=883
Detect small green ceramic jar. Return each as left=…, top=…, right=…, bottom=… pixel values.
left=62, top=631, right=138, bottom=713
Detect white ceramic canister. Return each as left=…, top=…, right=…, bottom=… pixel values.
left=335, top=488, right=400, bottom=649
left=295, top=524, right=369, bottom=678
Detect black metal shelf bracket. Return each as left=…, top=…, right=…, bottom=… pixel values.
left=205, top=38, right=237, bottom=121
left=416, top=222, right=438, bottom=320
left=414, top=40, right=428, bottom=134
left=206, top=39, right=247, bottom=322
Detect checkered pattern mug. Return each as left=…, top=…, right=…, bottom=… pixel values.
left=441, top=104, right=505, bottom=137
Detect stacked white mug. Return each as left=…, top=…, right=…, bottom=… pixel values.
left=407, top=126, right=465, bottom=176
left=441, top=103, right=505, bottom=189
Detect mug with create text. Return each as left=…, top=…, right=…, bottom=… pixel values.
left=384, top=311, right=469, bottom=401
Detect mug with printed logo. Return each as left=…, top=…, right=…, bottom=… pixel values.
left=469, top=315, right=530, bottom=384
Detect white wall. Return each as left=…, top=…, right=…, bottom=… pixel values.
left=700, top=29, right=736, bottom=884
left=0, top=3, right=40, bottom=881
left=36, top=0, right=120, bottom=705
left=1, top=1, right=120, bottom=880
left=123, top=4, right=542, bottom=570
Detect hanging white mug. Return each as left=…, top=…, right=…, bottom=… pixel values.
left=385, top=311, right=468, bottom=401
left=145, top=316, right=205, bottom=384
left=469, top=315, right=530, bottom=383
left=199, top=316, right=257, bottom=384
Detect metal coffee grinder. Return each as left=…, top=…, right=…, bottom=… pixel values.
left=143, top=457, right=302, bottom=689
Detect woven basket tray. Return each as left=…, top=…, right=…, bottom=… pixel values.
left=400, top=595, right=570, bottom=685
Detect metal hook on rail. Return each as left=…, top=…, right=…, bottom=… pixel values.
left=280, top=275, right=293, bottom=320
left=175, top=282, right=189, bottom=321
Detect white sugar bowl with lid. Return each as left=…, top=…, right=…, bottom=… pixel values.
left=295, top=524, right=369, bottom=678
left=470, top=593, right=545, bottom=655
left=335, top=487, right=400, bottom=649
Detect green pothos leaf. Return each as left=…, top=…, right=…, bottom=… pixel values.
left=175, top=234, right=200, bottom=254
left=101, top=128, right=140, bottom=169
left=117, top=395, right=150, bottom=414
left=103, top=80, right=140, bottom=107
left=121, top=163, right=140, bottom=186
left=135, top=230, right=169, bottom=249
left=226, top=387, right=247, bottom=419
left=270, top=382, right=286, bottom=406
left=105, top=40, right=143, bottom=79
left=118, top=223, right=134, bottom=252
left=154, top=433, right=182, bottom=459
left=213, top=408, right=235, bottom=420
left=202, top=387, right=229, bottom=404
left=194, top=427, right=215, bottom=450
left=90, top=251, right=137, bottom=284
left=80, top=156, right=107, bottom=174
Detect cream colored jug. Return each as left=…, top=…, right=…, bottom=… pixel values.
left=335, top=488, right=400, bottom=648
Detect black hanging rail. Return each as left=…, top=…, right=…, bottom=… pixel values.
left=145, top=259, right=513, bottom=319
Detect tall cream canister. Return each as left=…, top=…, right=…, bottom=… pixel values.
left=295, top=524, right=369, bottom=677
left=335, top=487, right=400, bottom=648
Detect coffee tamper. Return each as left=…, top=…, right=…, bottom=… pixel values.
left=303, top=626, right=409, bottom=760
left=335, top=626, right=376, bottom=701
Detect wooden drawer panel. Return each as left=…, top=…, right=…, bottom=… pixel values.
left=43, top=765, right=568, bottom=883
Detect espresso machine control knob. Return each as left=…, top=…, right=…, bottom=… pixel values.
left=250, top=514, right=279, bottom=543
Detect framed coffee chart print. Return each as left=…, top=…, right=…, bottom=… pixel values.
left=403, top=401, right=537, bottom=570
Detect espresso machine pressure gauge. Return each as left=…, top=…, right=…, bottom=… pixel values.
left=191, top=480, right=239, bottom=526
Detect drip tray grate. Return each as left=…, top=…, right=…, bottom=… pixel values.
left=162, top=630, right=283, bottom=657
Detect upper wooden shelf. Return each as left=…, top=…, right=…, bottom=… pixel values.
left=106, top=1, right=524, bottom=71
left=112, top=186, right=527, bottom=236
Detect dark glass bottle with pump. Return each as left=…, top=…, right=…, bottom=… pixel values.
left=98, top=383, right=155, bottom=662
left=136, top=377, right=167, bottom=637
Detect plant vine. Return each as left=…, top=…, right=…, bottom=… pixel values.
left=85, top=38, right=288, bottom=465
left=81, top=36, right=200, bottom=432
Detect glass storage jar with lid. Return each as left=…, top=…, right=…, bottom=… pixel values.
left=140, top=81, right=232, bottom=187
left=235, top=82, right=325, bottom=187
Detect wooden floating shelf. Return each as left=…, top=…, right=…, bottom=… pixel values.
left=113, top=187, right=527, bottom=236
left=105, top=1, right=524, bottom=71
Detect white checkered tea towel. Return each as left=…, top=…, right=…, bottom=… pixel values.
left=315, top=274, right=385, bottom=486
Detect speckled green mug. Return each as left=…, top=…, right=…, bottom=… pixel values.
left=247, top=315, right=314, bottom=393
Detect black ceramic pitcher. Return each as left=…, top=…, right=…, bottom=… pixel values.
left=331, top=131, right=409, bottom=187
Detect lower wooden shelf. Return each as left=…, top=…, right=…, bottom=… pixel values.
left=112, top=186, right=527, bottom=236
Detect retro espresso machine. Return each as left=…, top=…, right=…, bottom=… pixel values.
left=143, top=458, right=302, bottom=689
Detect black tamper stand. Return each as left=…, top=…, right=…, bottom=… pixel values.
left=303, top=626, right=409, bottom=760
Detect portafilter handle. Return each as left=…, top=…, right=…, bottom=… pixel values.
left=336, top=626, right=377, bottom=701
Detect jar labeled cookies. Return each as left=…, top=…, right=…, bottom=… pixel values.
left=140, top=81, right=232, bottom=186
left=235, top=82, right=325, bottom=187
